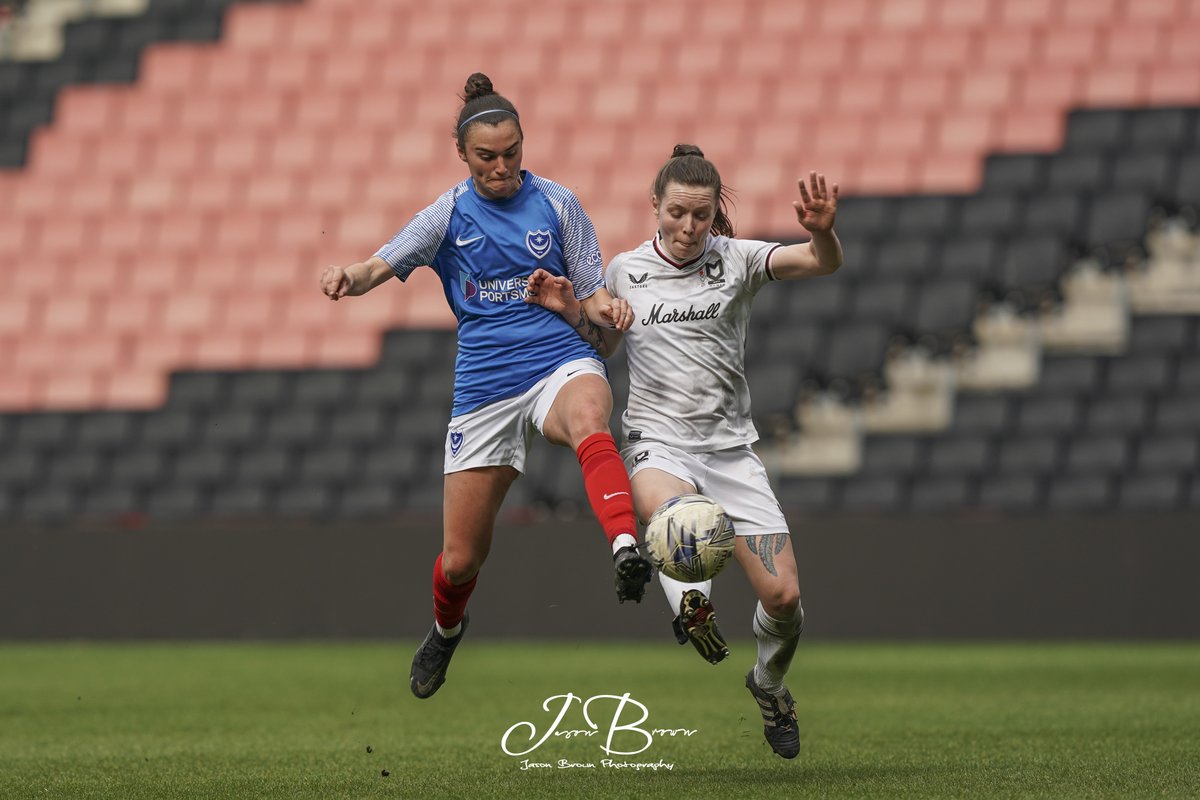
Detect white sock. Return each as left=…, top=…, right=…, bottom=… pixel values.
left=752, top=601, right=804, bottom=695
left=611, top=533, right=637, bottom=554
left=658, top=572, right=713, bottom=616
left=435, top=620, right=462, bottom=638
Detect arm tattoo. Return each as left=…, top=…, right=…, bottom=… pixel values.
left=745, top=534, right=789, bottom=577
left=570, top=309, right=609, bottom=356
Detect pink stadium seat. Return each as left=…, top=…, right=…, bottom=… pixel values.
left=931, top=0, right=995, bottom=29
left=896, top=71, right=954, bottom=111
left=1104, top=25, right=1165, bottom=64
left=913, top=28, right=974, bottom=69
left=139, top=45, right=204, bottom=95
left=252, top=330, right=315, bottom=367
left=980, top=27, right=1039, bottom=67
left=59, top=334, right=123, bottom=372
left=103, top=368, right=166, bottom=410
left=1165, top=21, right=1200, bottom=62
left=178, top=94, right=233, bottom=133
left=54, top=86, right=123, bottom=135
left=91, top=136, right=145, bottom=177
left=856, top=31, right=913, bottom=71
left=821, top=0, right=875, bottom=32
left=34, top=213, right=88, bottom=257
left=193, top=332, right=253, bottom=369
left=879, top=0, right=934, bottom=29
left=830, top=72, right=889, bottom=115
left=99, top=291, right=160, bottom=334
left=1145, top=66, right=1200, bottom=103
left=210, top=133, right=263, bottom=174
left=916, top=153, right=982, bottom=192
left=224, top=3, right=288, bottom=51
left=285, top=8, right=341, bottom=52
left=1063, top=0, right=1120, bottom=23
left=161, top=294, right=217, bottom=334
left=0, top=296, right=36, bottom=336
left=119, top=93, right=178, bottom=136
left=589, top=83, right=644, bottom=121
left=221, top=294, right=284, bottom=332
left=579, top=3, right=634, bottom=41
left=955, top=69, right=1017, bottom=110
left=813, top=117, right=870, bottom=156
left=1081, top=67, right=1146, bottom=104
left=132, top=332, right=195, bottom=371
left=312, top=329, right=380, bottom=368
left=1124, top=0, right=1185, bottom=22
left=40, top=372, right=105, bottom=410
left=203, top=50, right=261, bottom=94
left=1018, top=65, right=1080, bottom=108
left=996, top=0, right=1054, bottom=25
left=853, top=154, right=915, bottom=194
left=754, top=0, right=804, bottom=34
left=935, top=111, right=998, bottom=154
left=868, top=112, right=931, bottom=155
left=996, top=109, right=1064, bottom=151
left=1038, top=27, right=1100, bottom=67
left=342, top=10, right=399, bottom=49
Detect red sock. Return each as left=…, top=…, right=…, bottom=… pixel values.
left=576, top=432, right=638, bottom=546
left=432, top=553, right=476, bottom=629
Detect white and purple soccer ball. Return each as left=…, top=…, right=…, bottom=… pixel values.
left=644, top=493, right=735, bottom=582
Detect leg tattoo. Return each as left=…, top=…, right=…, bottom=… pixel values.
left=745, top=533, right=789, bottom=577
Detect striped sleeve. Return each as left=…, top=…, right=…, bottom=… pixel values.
left=372, top=183, right=466, bottom=280
left=529, top=175, right=605, bottom=300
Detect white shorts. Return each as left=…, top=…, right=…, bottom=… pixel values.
left=443, top=357, right=607, bottom=474
left=620, top=441, right=789, bottom=537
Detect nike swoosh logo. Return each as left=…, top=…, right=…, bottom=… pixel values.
left=412, top=672, right=441, bottom=695
left=603, top=491, right=630, bottom=500
left=455, top=234, right=484, bottom=246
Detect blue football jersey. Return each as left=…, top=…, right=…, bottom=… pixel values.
left=374, top=172, right=605, bottom=416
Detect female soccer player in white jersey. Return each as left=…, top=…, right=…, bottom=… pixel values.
left=526, top=144, right=842, bottom=759
left=319, top=74, right=652, bottom=700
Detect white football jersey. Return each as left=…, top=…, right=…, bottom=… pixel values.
left=606, top=234, right=783, bottom=452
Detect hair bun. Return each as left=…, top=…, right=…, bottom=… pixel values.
left=463, top=72, right=495, bottom=102
left=672, top=143, right=705, bottom=159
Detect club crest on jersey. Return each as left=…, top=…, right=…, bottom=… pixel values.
left=449, top=430, right=465, bottom=456
left=699, top=257, right=726, bottom=287
left=459, top=270, right=478, bottom=302
left=526, top=229, right=552, bottom=259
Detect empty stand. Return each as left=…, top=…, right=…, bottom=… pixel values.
left=1, top=0, right=1200, bottom=519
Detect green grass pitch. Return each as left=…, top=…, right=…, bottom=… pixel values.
left=1, top=641, right=1197, bottom=799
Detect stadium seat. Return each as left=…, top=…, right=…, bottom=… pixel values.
left=996, top=436, right=1063, bottom=475
left=1047, top=474, right=1112, bottom=510
left=859, top=436, right=925, bottom=476
left=910, top=475, right=975, bottom=510
left=1135, top=435, right=1199, bottom=472
left=978, top=475, right=1041, bottom=509
left=840, top=475, right=906, bottom=511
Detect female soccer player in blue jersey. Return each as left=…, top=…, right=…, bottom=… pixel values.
left=526, top=145, right=842, bottom=759
left=319, top=74, right=651, bottom=699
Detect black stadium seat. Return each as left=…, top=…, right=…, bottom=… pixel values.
left=1063, top=109, right=1128, bottom=152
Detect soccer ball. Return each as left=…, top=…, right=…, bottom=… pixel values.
left=644, top=494, right=736, bottom=582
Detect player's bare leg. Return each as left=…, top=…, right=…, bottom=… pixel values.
left=410, top=466, right=516, bottom=699
left=735, top=533, right=803, bottom=758
left=632, top=469, right=729, bottom=662
left=542, top=374, right=648, bottom=602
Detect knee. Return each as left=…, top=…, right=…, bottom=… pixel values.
left=571, top=401, right=611, bottom=441
left=762, top=583, right=802, bottom=623
left=440, top=549, right=483, bottom=585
